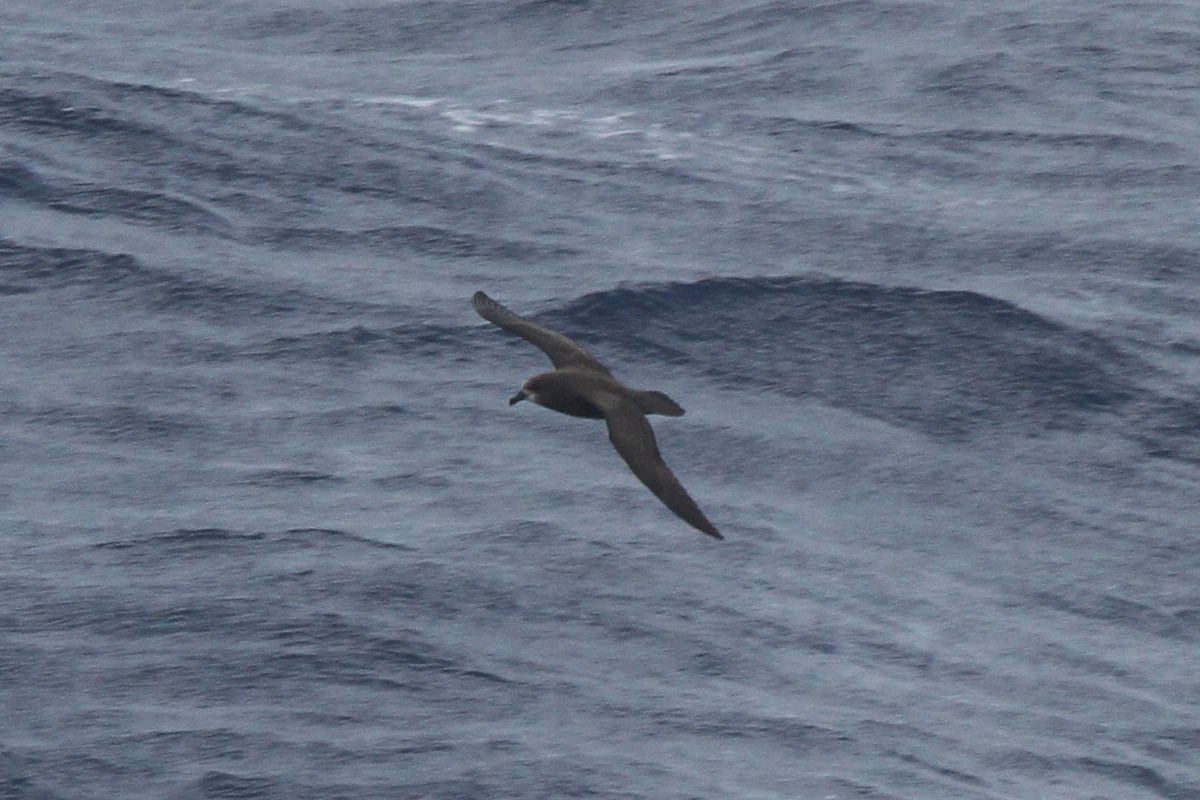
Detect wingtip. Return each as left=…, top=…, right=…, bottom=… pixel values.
left=472, top=290, right=500, bottom=318
left=690, top=516, right=724, bottom=540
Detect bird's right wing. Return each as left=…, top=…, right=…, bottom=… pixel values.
left=594, top=393, right=723, bottom=540
left=473, top=291, right=612, bottom=375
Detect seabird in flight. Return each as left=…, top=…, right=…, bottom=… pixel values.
left=473, top=290, right=722, bottom=540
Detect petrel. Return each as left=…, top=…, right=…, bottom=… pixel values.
left=473, top=291, right=723, bottom=540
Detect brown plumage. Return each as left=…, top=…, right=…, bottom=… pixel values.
left=473, top=291, right=722, bottom=540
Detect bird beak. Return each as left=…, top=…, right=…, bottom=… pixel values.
left=508, top=390, right=527, bottom=406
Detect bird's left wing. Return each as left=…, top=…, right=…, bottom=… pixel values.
left=593, top=393, right=722, bottom=540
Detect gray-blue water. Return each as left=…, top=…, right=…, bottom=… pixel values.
left=3, top=2, right=1199, bottom=798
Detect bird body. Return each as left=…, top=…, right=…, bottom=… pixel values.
left=473, top=291, right=722, bottom=540
left=511, top=368, right=685, bottom=420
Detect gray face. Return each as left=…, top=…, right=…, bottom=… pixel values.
left=509, top=377, right=543, bottom=406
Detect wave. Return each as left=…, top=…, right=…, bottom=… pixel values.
left=0, top=239, right=382, bottom=322
left=247, top=322, right=463, bottom=365
left=250, top=223, right=579, bottom=261
left=529, top=276, right=1148, bottom=442
left=92, top=526, right=410, bottom=556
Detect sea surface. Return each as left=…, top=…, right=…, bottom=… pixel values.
left=2, top=1, right=1199, bottom=798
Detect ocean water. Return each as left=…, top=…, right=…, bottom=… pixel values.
left=2, top=1, right=1199, bottom=798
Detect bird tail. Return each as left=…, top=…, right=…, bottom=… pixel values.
left=632, top=390, right=685, bottom=416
